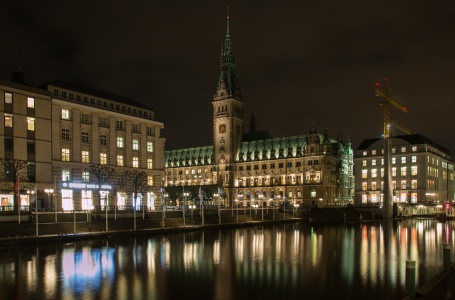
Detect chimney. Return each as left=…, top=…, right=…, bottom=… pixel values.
left=11, top=68, right=24, bottom=84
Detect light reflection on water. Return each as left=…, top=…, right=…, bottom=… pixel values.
left=0, top=219, right=453, bottom=300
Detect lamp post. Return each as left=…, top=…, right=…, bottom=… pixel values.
left=259, top=194, right=264, bottom=221
left=214, top=193, right=220, bottom=224
left=183, top=192, right=189, bottom=227
left=45, top=189, right=55, bottom=223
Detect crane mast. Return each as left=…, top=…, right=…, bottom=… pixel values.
left=374, top=79, right=412, bottom=220
left=375, top=79, right=412, bottom=137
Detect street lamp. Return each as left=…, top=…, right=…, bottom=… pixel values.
left=45, top=188, right=55, bottom=222
left=183, top=192, right=189, bottom=227
left=214, top=193, right=220, bottom=224
left=259, top=194, right=264, bottom=221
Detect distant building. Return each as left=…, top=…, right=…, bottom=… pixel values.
left=164, top=14, right=354, bottom=208
left=354, top=134, right=454, bottom=205
left=0, top=73, right=166, bottom=212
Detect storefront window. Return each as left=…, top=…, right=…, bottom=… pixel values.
left=81, top=190, right=93, bottom=210
left=117, top=193, right=126, bottom=210
left=62, top=189, right=73, bottom=210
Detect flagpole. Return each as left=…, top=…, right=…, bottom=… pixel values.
left=17, top=176, right=20, bottom=224
left=54, top=177, right=57, bottom=223
left=182, top=185, right=186, bottom=227
left=35, top=185, right=38, bottom=236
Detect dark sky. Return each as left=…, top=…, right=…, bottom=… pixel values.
left=2, top=1, right=455, bottom=155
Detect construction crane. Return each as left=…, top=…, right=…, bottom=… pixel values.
left=374, top=79, right=413, bottom=137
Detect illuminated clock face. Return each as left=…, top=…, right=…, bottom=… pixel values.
left=219, top=124, right=226, bottom=133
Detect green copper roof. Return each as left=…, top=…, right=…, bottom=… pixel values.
left=165, top=132, right=353, bottom=168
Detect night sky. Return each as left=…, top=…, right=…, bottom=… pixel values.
left=1, top=1, right=455, bottom=155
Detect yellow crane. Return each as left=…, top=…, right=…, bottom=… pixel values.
left=374, top=78, right=413, bottom=137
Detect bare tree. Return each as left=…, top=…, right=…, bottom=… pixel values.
left=124, top=170, right=148, bottom=210
left=87, top=164, right=116, bottom=211
left=0, top=159, right=32, bottom=212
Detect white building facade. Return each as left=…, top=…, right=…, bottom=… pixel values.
left=354, top=135, right=454, bottom=205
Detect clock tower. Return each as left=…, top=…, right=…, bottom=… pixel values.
left=212, top=9, right=244, bottom=167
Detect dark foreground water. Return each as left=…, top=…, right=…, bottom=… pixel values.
left=0, top=219, right=453, bottom=300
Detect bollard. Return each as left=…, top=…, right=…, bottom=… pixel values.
left=443, top=243, right=451, bottom=271
left=406, top=260, right=416, bottom=297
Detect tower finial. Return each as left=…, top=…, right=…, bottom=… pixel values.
left=226, top=5, right=230, bottom=36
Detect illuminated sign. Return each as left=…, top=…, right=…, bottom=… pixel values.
left=61, top=182, right=112, bottom=190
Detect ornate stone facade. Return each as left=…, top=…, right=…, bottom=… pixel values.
left=164, top=13, right=354, bottom=208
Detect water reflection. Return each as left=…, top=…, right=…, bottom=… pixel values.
left=0, top=219, right=453, bottom=300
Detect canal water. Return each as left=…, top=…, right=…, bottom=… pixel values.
left=0, top=219, right=453, bottom=300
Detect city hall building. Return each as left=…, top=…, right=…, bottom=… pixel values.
left=354, top=134, right=454, bottom=205
left=0, top=72, right=165, bottom=213
left=164, top=15, right=354, bottom=208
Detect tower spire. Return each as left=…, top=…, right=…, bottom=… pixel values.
left=214, top=6, right=242, bottom=101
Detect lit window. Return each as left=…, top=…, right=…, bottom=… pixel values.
left=412, top=156, right=417, bottom=163
left=82, top=151, right=90, bottom=163
left=362, top=169, right=367, bottom=178
left=133, top=157, right=139, bottom=168
left=61, top=128, right=70, bottom=140
left=147, top=158, right=153, bottom=169
left=392, top=181, right=396, bottom=190
left=27, top=97, right=34, bottom=108
left=100, top=153, right=107, bottom=165
left=381, top=168, right=384, bottom=177
left=62, top=148, right=70, bottom=161
left=4, top=114, right=12, bottom=127
left=371, top=182, right=377, bottom=190
left=83, top=171, right=90, bottom=182
left=362, top=182, right=367, bottom=191
left=62, top=109, right=70, bottom=119
left=62, top=170, right=70, bottom=181
left=392, top=167, right=396, bottom=177
left=411, top=180, right=417, bottom=189
left=372, top=150, right=376, bottom=155
left=412, top=146, right=417, bottom=152
left=371, top=169, right=377, bottom=178
left=147, top=141, right=154, bottom=152
left=401, top=147, right=406, bottom=153
left=117, top=155, right=124, bottom=166
left=27, top=117, right=35, bottom=131
left=392, top=157, right=396, bottom=164
left=411, top=166, right=417, bottom=176
left=371, top=159, right=376, bottom=166
left=81, top=132, right=89, bottom=143
left=392, top=148, right=396, bottom=153
left=401, top=167, right=407, bottom=176
left=81, top=190, right=93, bottom=210
left=401, top=180, right=406, bottom=189
left=61, top=189, right=73, bottom=210
left=401, top=157, right=406, bottom=164
left=133, top=139, right=139, bottom=150
left=147, top=176, right=153, bottom=186
left=310, top=190, right=316, bottom=198
left=5, top=92, right=12, bottom=104
left=117, top=137, right=124, bottom=148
